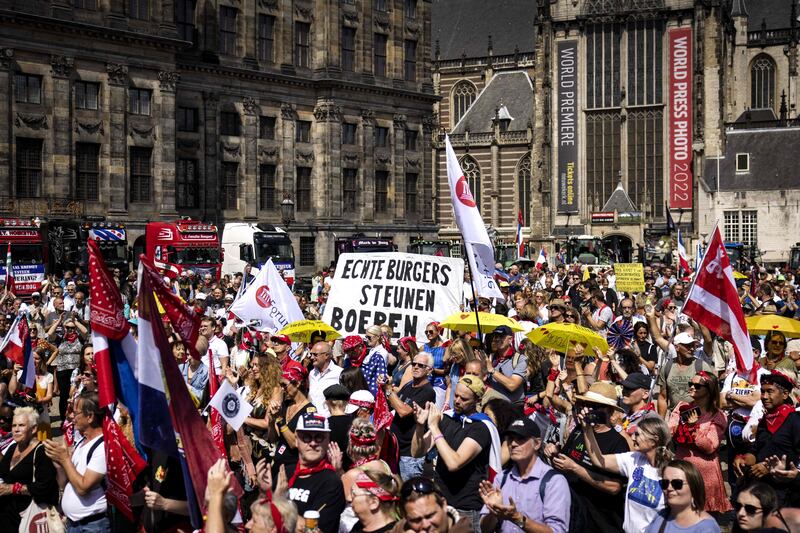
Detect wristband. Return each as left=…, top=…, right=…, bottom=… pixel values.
left=279, top=425, right=289, bottom=434
left=433, top=434, right=445, bottom=444
left=12, top=482, right=23, bottom=495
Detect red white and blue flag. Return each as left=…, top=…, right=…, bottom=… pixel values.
left=0, top=315, right=33, bottom=386
left=677, top=229, right=692, bottom=275
left=536, top=248, right=548, bottom=270
left=683, top=226, right=756, bottom=378
left=516, top=210, right=525, bottom=259
left=4, top=243, right=13, bottom=294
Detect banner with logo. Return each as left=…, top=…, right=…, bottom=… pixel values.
left=229, top=259, right=304, bottom=332
left=322, top=252, right=464, bottom=339
left=557, top=40, right=579, bottom=214
left=668, top=27, right=693, bottom=210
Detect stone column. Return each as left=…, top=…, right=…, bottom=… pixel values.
left=312, top=98, right=341, bottom=220
left=106, top=0, right=127, bottom=29
left=158, top=70, right=179, bottom=217
left=242, top=96, right=260, bottom=220
left=422, top=114, right=436, bottom=224
left=361, top=109, right=375, bottom=221
left=50, top=56, right=74, bottom=199
left=392, top=113, right=406, bottom=223
left=203, top=92, right=219, bottom=220
left=490, top=138, right=499, bottom=227
left=160, top=0, right=177, bottom=36
left=280, top=103, right=296, bottom=201
left=106, top=62, right=129, bottom=214
left=0, top=48, right=13, bottom=194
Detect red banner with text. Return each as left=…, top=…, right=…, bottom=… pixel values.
left=668, top=27, right=693, bottom=209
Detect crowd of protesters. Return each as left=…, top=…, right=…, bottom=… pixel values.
left=0, top=256, right=799, bottom=533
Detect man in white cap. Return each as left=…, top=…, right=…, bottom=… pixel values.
left=286, top=412, right=345, bottom=533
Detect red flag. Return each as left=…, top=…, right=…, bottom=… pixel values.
left=682, top=226, right=756, bottom=377
left=207, top=352, right=227, bottom=457
left=102, top=417, right=147, bottom=521
left=140, top=254, right=201, bottom=360
left=373, top=385, right=394, bottom=432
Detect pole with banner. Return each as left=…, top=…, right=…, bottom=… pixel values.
left=445, top=135, right=503, bottom=335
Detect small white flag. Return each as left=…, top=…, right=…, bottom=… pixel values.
left=208, top=379, right=254, bottom=432
left=229, top=258, right=305, bottom=332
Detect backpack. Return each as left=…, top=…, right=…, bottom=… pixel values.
left=499, top=466, right=586, bottom=533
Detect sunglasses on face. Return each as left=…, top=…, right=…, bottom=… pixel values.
left=298, top=432, right=326, bottom=443
left=412, top=362, right=430, bottom=369
left=659, top=478, right=685, bottom=491
left=425, top=329, right=437, bottom=335
left=400, top=477, right=441, bottom=499
left=688, top=382, right=709, bottom=390
left=733, top=501, right=762, bottom=515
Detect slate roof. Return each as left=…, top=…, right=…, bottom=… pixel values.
left=431, top=0, right=536, bottom=60
left=734, top=108, right=778, bottom=123
left=602, top=181, right=638, bottom=213
left=730, top=0, right=747, bottom=17
left=744, top=0, right=796, bottom=31
left=703, top=128, right=800, bottom=191
left=451, top=71, right=533, bottom=133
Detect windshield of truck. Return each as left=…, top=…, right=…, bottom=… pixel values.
left=173, top=247, right=221, bottom=265
left=254, top=234, right=294, bottom=263
left=96, top=242, right=127, bottom=262
left=11, top=244, right=44, bottom=265
left=792, top=249, right=800, bottom=270
left=417, top=243, right=452, bottom=257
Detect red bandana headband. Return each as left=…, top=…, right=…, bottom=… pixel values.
left=349, top=429, right=377, bottom=446
left=398, top=336, right=417, bottom=352
left=349, top=399, right=375, bottom=410
left=354, top=472, right=399, bottom=502
left=259, top=490, right=287, bottom=533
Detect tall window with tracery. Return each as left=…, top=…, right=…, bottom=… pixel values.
left=517, top=154, right=531, bottom=223
left=459, top=155, right=481, bottom=214
left=751, top=54, right=776, bottom=110
left=452, top=81, right=476, bottom=125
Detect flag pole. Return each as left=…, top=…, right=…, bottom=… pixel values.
left=463, top=245, right=483, bottom=341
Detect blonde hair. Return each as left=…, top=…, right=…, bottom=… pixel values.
left=348, top=418, right=378, bottom=460
left=250, top=496, right=298, bottom=533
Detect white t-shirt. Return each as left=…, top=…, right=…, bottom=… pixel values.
left=615, top=451, right=665, bottom=533
left=308, top=362, right=343, bottom=416
left=61, top=434, right=107, bottom=521
left=203, top=336, right=230, bottom=374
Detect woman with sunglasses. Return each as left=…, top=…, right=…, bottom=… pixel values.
left=759, top=332, right=794, bottom=371
left=392, top=337, right=418, bottom=391
left=668, top=372, right=731, bottom=514
left=645, top=460, right=720, bottom=533
left=422, top=322, right=448, bottom=408
left=268, top=365, right=314, bottom=481
left=733, top=482, right=791, bottom=532
left=580, top=414, right=673, bottom=533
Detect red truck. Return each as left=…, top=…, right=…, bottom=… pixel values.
left=0, top=218, right=47, bottom=298
left=141, top=220, right=222, bottom=280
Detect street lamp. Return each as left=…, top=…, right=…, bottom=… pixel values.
left=281, top=195, right=295, bottom=227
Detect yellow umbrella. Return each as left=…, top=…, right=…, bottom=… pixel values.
left=277, top=320, right=342, bottom=342
left=745, top=315, right=800, bottom=338
left=733, top=271, right=749, bottom=280
left=439, top=311, right=524, bottom=334
left=527, top=322, right=610, bottom=354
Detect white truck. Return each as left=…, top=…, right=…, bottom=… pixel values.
left=221, top=223, right=295, bottom=285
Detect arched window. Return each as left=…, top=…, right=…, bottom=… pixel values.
left=459, top=155, right=481, bottom=213
left=517, top=153, right=532, bottom=224
left=452, top=80, right=477, bottom=125
left=751, top=54, right=776, bottom=110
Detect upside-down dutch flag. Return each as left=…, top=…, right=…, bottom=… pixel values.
left=683, top=225, right=756, bottom=379
left=4, top=243, right=13, bottom=294
left=138, top=255, right=241, bottom=528
left=87, top=240, right=147, bottom=521
left=677, top=229, right=692, bottom=275
left=516, top=210, right=525, bottom=259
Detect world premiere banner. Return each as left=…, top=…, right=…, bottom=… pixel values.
left=322, top=252, right=464, bottom=340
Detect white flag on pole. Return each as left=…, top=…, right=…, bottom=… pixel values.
left=229, top=258, right=304, bottom=332
left=445, top=135, right=503, bottom=299
left=208, top=379, right=253, bottom=431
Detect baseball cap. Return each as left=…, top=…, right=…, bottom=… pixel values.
left=194, top=292, right=207, bottom=301
left=493, top=325, right=513, bottom=337
left=31, top=292, right=40, bottom=298
left=504, top=417, right=541, bottom=439
left=458, top=374, right=485, bottom=399
left=621, top=372, right=651, bottom=391
left=575, top=381, right=623, bottom=412
left=345, top=390, right=376, bottom=414
left=224, top=294, right=234, bottom=301
left=673, top=332, right=697, bottom=346
left=323, top=384, right=351, bottom=402
left=295, top=412, right=330, bottom=433
left=271, top=334, right=291, bottom=344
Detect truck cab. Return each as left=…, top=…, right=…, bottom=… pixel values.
left=334, top=234, right=396, bottom=263
left=47, top=219, right=130, bottom=277
left=407, top=239, right=461, bottom=258
left=222, top=222, right=295, bottom=285
left=143, top=220, right=222, bottom=280
left=0, top=218, right=46, bottom=298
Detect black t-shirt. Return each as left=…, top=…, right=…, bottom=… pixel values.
left=272, top=403, right=317, bottom=479
left=434, top=414, right=492, bottom=511
left=391, top=382, right=436, bottom=455
left=636, top=340, right=659, bottom=363
left=755, top=411, right=800, bottom=506
left=560, top=426, right=630, bottom=532
left=287, top=470, right=346, bottom=533
left=328, top=414, right=354, bottom=469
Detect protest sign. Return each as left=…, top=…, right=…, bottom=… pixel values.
left=614, top=263, right=645, bottom=293
left=322, top=252, right=464, bottom=339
